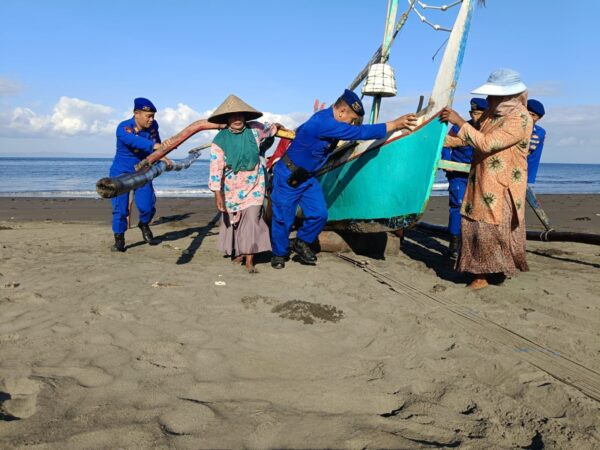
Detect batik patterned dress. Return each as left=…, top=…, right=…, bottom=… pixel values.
left=444, top=101, right=533, bottom=276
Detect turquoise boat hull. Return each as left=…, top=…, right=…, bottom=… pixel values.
left=316, top=115, right=447, bottom=232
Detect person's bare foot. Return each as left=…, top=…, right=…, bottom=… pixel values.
left=468, top=276, right=489, bottom=290
left=245, top=255, right=257, bottom=273
left=232, top=255, right=244, bottom=265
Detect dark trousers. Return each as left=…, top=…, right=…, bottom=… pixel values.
left=448, top=177, right=467, bottom=236
left=270, top=162, right=328, bottom=257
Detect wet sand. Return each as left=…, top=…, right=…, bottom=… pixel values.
left=0, top=195, right=599, bottom=449
left=1, top=193, right=599, bottom=232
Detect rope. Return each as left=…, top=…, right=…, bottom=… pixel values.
left=407, top=0, right=463, bottom=32
left=334, top=252, right=600, bottom=403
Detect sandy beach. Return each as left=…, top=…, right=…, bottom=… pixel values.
left=1, top=195, right=599, bottom=449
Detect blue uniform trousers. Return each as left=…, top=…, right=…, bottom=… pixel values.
left=110, top=166, right=156, bottom=233
left=448, top=177, right=468, bottom=237
left=270, top=162, right=328, bottom=257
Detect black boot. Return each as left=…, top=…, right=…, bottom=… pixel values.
left=111, top=233, right=126, bottom=252
left=138, top=222, right=157, bottom=245
left=448, top=235, right=460, bottom=260
left=271, top=255, right=286, bottom=269
left=292, top=239, right=317, bottom=264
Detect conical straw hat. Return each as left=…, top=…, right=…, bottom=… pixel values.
left=208, top=94, right=263, bottom=124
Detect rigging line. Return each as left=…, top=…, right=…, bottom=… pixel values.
left=347, top=0, right=417, bottom=91
left=372, top=277, right=600, bottom=400
left=417, top=0, right=463, bottom=11
left=336, top=253, right=600, bottom=387
left=408, top=0, right=454, bottom=32
left=375, top=270, right=600, bottom=391
left=334, top=252, right=600, bottom=402
left=431, top=37, right=450, bottom=61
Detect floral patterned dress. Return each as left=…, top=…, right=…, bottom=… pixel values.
left=209, top=121, right=277, bottom=256
left=208, top=121, right=277, bottom=222
left=444, top=101, right=533, bottom=276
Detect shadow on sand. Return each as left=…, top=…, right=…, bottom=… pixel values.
left=401, top=228, right=467, bottom=284
left=124, top=213, right=220, bottom=263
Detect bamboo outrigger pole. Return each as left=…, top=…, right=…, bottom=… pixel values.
left=134, top=119, right=222, bottom=170
left=416, top=221, right=600, bottom=247
left=96, top=128, right=296, bottom=199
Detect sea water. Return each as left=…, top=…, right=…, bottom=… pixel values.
left=0, top=157, right=599, bottom=198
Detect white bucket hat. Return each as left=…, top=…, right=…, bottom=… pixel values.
left=471, top=68, right=527, bottom=96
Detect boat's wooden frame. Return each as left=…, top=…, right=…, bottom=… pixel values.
left=315, top=0, right=476, bottom=233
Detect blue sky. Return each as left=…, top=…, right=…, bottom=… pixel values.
left=1, top=0, right=598, bottom=163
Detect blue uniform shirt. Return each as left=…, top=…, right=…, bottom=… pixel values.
left=285, top=107, right=387, bottom=172
left=111, top=117, right=161, bottom=172
left=527, top=124, right=546, bottom=184
left=441, top=122, right=474, bottom=179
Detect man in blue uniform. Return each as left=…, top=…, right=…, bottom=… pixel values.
left=441, top=97, right=487, bottom=259
left=526, top=99, right=546, bottom=184
left=270, top=89, right=417, bottom=269
left=109, top=98, right=171, bottom=252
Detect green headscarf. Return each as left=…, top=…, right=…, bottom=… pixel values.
left=212, top=127, right=259, bottom=174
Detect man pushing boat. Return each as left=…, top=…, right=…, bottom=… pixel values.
left=270, top=89, right=417, bottom=269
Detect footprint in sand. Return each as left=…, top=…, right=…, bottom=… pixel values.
left=0, top=291, right=45, bottom=305
left=32, top=366, right=113, bottom=388
left=159, top=400, right=217, bottom=435
left=90, top=305, right=136, bottom=322
left=241, top=295, right=280, bottom=310
left=0, top=333, right=20, bottom=343
left=522, top=382, right=572, bottom=419
left=0, top=377, right=42, bottom=419
left=176, top=329, right=212, bottom=346
left=136, top=342, right=188, bottom=370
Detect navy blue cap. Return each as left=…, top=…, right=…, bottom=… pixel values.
left=470, top=97, right=488, bottom=111
left=134, top=97, right=157, bottom=112
left=341, top=89, right=365, bottom=117
left=527, top=99, right=545, bottom=117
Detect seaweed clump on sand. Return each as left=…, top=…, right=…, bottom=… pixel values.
left=271, top=300, right=344, bottom=325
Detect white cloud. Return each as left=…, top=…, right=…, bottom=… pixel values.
left=0, top=97, right=309, bottom=147
left=0, top=96, right=118, bottom=137
left=527, top=81, right=563, bottom=97
left=157, top=103, right=211, bottom=136
left=534, top=104, right=600, bottom=163
left=8, top=107, right=48, bottom=133
left=375, top=95, right=419, bottom=121
left=0, top=76, right=22, bottom=96
left=4, top=95, right=596, bottom=162
left=51, top=97, right=117, bottom=135
left=555, top=136, right=579, bottom=147
left=260, top=111, right=309, bottom=130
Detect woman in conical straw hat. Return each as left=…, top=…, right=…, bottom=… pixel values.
left=207, top=94, right=285, bottom=273
left=440, top=68, right=532, bottom=290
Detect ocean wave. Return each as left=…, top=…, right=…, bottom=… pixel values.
left=0, top=190, right=101, bottom=198
left=0, top=189, right=214, bottom=198
left=155, top=189, right=212, bottom=197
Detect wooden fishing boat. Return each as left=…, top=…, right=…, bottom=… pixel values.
left=317, top=0, right=476, bottom=233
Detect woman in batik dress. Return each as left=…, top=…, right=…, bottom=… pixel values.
left=208, top=95, right=281, bottom=273
left=441, top=69, right=533, bottom=290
